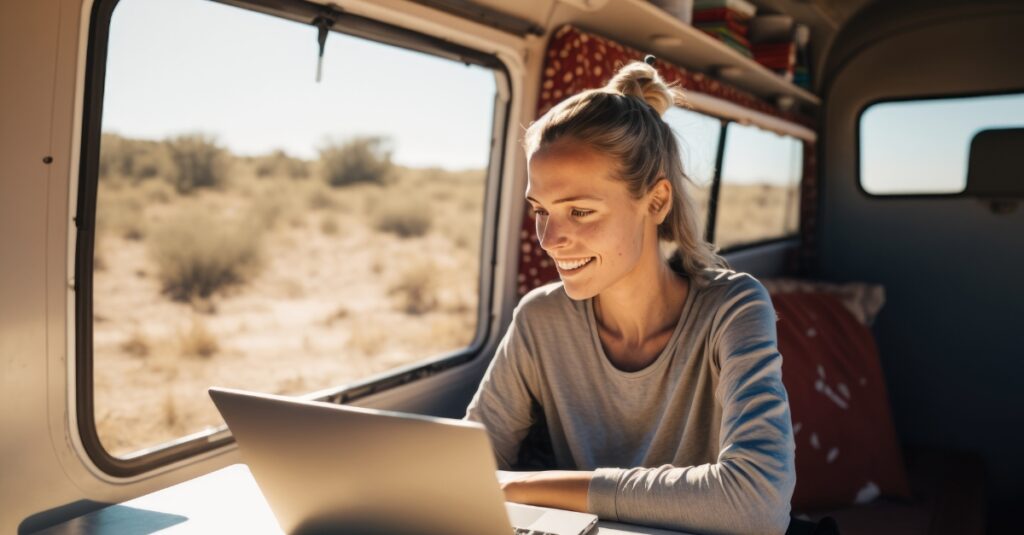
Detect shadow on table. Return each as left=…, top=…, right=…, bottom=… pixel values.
left=22, top=501, right=188, bottom=535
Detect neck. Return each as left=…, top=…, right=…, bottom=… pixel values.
left=593, top=248, right=688, bottom=345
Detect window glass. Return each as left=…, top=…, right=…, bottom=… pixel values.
left=860, top=93, right=1024, bottom=195
left=716, top=123, right=802, bottom=249
left=93, top=0, right=496, bottom=457
left=663, top=107, right=721, bottom=231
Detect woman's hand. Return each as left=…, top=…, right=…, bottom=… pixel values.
left=500, top=470, right=594, bottom=513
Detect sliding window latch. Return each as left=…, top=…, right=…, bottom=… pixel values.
left=312, top=14, right=335, bottom=83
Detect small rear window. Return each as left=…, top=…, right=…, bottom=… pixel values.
left=859, top=92, right=1024, bottom=195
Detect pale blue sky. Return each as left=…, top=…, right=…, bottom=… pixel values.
left=722, top=122, right=802, bottom=185
left=861, top=93, right=1024, bottom=194
left=102, top=0, right=497, bottom=169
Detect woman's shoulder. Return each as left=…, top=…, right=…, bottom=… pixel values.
left=516, top=281, right=580, bottom=318
left=511, top=281, right=593, bottom=332
left=692, top=267, right=772, bottom=310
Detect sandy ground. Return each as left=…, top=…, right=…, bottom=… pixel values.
left=93, top=168, right=482, bottom=456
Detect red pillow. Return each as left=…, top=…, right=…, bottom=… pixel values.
left=772, top=292, right=912, bottom=511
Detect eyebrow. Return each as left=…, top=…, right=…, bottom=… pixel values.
left=525, top=195, right=604, bottom=205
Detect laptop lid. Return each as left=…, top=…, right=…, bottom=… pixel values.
left=209, top=387, right=514, bottom=535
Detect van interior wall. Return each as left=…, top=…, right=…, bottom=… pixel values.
left=819, top=0, right=1024, bottom=517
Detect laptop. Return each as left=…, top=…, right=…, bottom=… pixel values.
left=208, top=387, right=599, bottom=535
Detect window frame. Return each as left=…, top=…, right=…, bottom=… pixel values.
left=855, top=89, right=1024, bottom=199
left=710, top=121, right=805, bottom=253
left=75, top=0, right=511, bottom=477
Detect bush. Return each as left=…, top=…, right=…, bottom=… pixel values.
left=99, top=133, right=171, bottom=183
left=307, top=185, right=337, bottom=210
left=96, top=188, right=147, bottom=240
left=319, top=136, right=394, bottom=187
left=138, top=179, right=174, bottom=203
left=179, top=317, right=219, bottom=358
left=121, top=330, right=151, bottom=358
left=254, top=149, right=309, bottom=180
left=389, top=260, right=438, bottom=315
left=163, top=133, right=231, bottom=193
left=149, top=207, right=262, bottom=301
left=320, top=216, right=339, bottom=235
left=372, top=196, right=432, bottom=238
left=249, top=190, right=292, bottom=229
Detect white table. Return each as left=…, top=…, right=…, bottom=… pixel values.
left=35, top=464, right=690, bottom=534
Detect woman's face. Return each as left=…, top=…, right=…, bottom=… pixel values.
left=526, top=141, right=662, bottom=300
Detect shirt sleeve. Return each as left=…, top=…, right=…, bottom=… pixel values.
left=464, top=304, right=542, bottom=470
left=587, top=275, right=796, bottom=535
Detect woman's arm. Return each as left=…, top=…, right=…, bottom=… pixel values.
left=584, top=277, right=796, bottom=534
left=464, top=306, right=543, bottom=469
left=501, top=470, right=594, bottom=512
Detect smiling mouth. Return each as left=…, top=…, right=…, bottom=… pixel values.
left=554, top=257, right=595, bottom=272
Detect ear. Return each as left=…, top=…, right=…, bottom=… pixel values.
left=647, top=178, right=672, bottom=224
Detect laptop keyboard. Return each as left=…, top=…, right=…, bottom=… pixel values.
left=513, top=529, right=560, bottom=535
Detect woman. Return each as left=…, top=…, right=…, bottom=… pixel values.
left=465, top=60, right=796, bottom=534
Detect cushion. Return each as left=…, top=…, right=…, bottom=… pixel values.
left=763, top=278, right=886, bottom=326
left=771, top=291, right=912, bottom=510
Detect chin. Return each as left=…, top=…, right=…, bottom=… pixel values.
left=560, top=280, right=599, bottom=301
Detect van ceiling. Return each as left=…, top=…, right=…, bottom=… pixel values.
left=431, top=0, right=877, bottom=93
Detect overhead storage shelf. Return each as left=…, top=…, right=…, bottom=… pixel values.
left=552, top=0, right=821, bottom=109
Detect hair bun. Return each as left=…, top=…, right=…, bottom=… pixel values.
left=604, top=61, right=683, bottom=117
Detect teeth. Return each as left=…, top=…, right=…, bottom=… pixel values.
left=556, top=257, right=593, bottom=270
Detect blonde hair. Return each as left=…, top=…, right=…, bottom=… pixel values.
left=523, top=61, right=727, bottom=280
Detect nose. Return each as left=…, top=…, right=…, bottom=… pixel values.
left=536, top=214, right=568, bottom=251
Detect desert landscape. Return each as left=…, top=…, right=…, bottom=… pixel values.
left=92, top=133, right=796, bottom=457
left=93, top=133, right=484, bottom=456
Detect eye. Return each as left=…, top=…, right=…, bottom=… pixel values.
left=530, top=206, right=548, bottom=217
left=571, top=208, right=594, bottom=218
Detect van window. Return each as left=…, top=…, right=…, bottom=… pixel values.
left=715, top=123, right=802, bottom=249
left=859, top=92, right=1024, bottom=195
left=89, top=0, right=498, bottom=459
left=664, top=107, right=722, bottom=231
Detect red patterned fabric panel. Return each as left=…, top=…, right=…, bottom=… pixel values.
left=798, top=140, right=818, bottom=276
left=773, top=292, right=912, bottom=510
left=516, top=25, right=817, bottom=296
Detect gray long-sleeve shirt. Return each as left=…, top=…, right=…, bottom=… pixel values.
left=465, top=268, right=796, bottom=534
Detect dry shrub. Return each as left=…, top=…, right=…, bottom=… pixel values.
left=162, top=390, right=179, bottom=429
left=254, top=149, right=309, bottom=180
left=149, top=207, right=262, bottom=301
left=323, top=306, right=349, bottom=325
left=249, top=191, right=293, bottom=229
left=163, top=133, right=231, bottom=193
left=121, top=330, right=151, bottom=358
left=138, top=179, right=175, bottom=204
left=96, top=189, right=147, bottom=240
left=372, top=195, right=432, bottom=238
left=179, top=317, right=219, bottom=358
left=441, top=215, right=480, bottom=251
left=147, top=354, right=181, bottom=380
left=319, top=136, right=394, bottom=187
left=370, top=255, right=384, bottom=275
left=389, top=260, right=438, bottom=315
left=99, top=132, right=171, bottom=183
left=320, top=216, right=339, bottom=235
left=307, top=185, right=337, bottom=210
